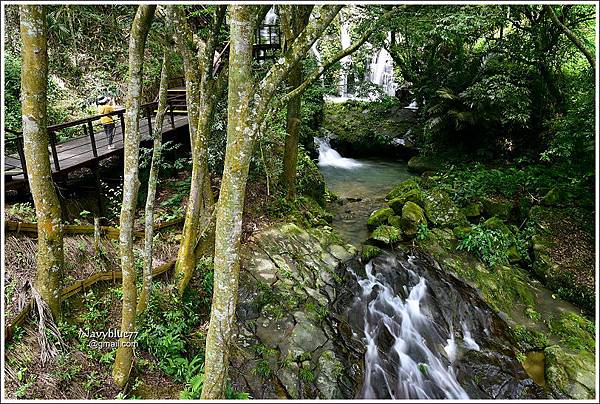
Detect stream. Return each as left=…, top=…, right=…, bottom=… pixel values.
left=317, top=138, right=545, bottom=399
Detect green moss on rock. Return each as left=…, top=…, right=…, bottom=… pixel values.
left=387, top=189, right=425, bottom=214
left=407, top=156, right=440, bottom=174
left=481, top=196, right=513, bottom=219
left=371, top=225, right=401, bottom=246
left=361, top=244, right=383, bottom=262
left=544, top=345, right=596, bottom=400
left=423, top=189, right=467, bottom=228
left=367, top=207, right=394, bottom=231
left=386, top=178, right=420, bottom=201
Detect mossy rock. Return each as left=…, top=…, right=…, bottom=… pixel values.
left=371, top=225, right=402, bottom=246
left=481, top=196, right=513, bottom=220
left=387, top=189, right=425, bottom=214
left=386, top=178, right=420, bottom=201
left=453, top=226, right=473, bottom=239
left=361, top=244, right=383, bottom=262
left=407, top=156, right=440, bottom=174
left=400, top=202, right=426, bottom=239
left=541, top=187, right=568, bottom=207
left=547, top=312, right=595, bottom=352
left=544, top=345, right=596, bottom=400
left=387, top=215, right=402, bottom=229
left=367, top=207, right=394, bottom=231
left=461, top=203, right=481, bottom=218
left=423, top=189, right=467, bottom=228
left=483, top=216, right=513, bottom=236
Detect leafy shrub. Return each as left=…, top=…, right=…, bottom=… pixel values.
left=457, top=223, right=512, bottom=267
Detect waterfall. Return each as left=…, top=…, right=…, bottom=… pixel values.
left=368, top=46, right=396, bottom=96
left=315, top=137, right=363, bottom=169
left=350, top=254, right=474, bottom=399
left=338, top=12, right=352, bottom=97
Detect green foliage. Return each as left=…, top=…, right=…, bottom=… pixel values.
left=457, top=223, right=511, bottom=267
left=511, top=325, right=548, bottom=350
left=7, top=202, right=37, bottom=223
left=415, top=223, right=430, bottom=241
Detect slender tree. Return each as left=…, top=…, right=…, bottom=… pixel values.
left=137, top=48, right=171, bottom=316
left=113, top=4, right=156, bottom=389
left=19, top=4, right=64, bottom=320
left=169, top=5, right=227, bottom=294
left=281, top=6, right=312, bottom=199
left=202, top=5, right=342, bottom=398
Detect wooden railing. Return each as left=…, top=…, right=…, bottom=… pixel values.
left=5, top=99, right=181, bottom=177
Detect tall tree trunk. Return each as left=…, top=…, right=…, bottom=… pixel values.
left=137, top=48, right=170, bottom=316
left=281, top=6, right=311, bottom=199
left=20, top=5, right=64, bottom=320
left=113, top=4, right=156, bottom=389
left=202, top=5, right=342, bottom=398
left=201, top=5, right=255, bottom=398
left=171, top=6, right=225, bottom=294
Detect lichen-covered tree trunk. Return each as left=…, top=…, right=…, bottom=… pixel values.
left=137, top=48, right=170, bottom=316
left=20, top=5, right=64, bottom=320
left=201, top=5, right=256, bottom=398
left=202, top=5, right=342, bottom=398
left=112, top=4, right=156, bottom=389
left=170, top=6, right=225, bottom=294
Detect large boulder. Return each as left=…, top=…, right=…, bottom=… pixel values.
left=367, top=207, right=394, bottom=231
left=544, top=345, right=596, bottom=400
left=423, top=189, right=467, bottom=228
left=400, top=201, right=426, bottom=238
left=386, top=178, right=420, bottom=201
left=387, top=188, right=425, bottom=214
left=407, top=156, right=440, bottom=174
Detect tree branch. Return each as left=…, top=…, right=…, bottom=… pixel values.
left=544, top=5, right=595, bottom=69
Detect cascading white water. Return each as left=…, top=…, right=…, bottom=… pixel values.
left=315, top=137, right=363, bottom=169
left=368, top=46, right=396, bottom=96
left=351, top=254, right=475, bottom=399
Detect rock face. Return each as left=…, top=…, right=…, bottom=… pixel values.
left=544, top=345, right=596, bottom=399
left=229, top=223, right=361, bottom=399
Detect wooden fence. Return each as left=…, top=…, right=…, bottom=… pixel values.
left=5, top=260, right=176, bottom=344
left=5, top=217, right=184, bottom=239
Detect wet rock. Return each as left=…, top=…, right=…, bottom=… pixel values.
left=361, top=244, right=382, bottom=262
left=407, top=155, right=440, bottom=174
left=366, top=207, right=394, bottom=231
left=316, top=350, right=344, bottom=398
left=388, top=188, right=425, bottom=213
left=423, top=189, right=467, bottom=228
left=544, top=345, right=595, bottom=399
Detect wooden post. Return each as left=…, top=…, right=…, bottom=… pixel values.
left=170, top=103, right=175, bottom=128
left=93, top=216, right=101, bottom=254
left=48, top=130, right=60, bottom=171
left=146, top=105, right=153, bottom=137
left=87, top=120, right=98, bottom=157
left=119, top=111, right=126, bottom=142
left=15, top=133, right=28, bottom=180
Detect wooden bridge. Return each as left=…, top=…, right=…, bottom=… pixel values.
left=3, top=23, right=282, bottom=191
left=4, top=84, right=189, bottom=191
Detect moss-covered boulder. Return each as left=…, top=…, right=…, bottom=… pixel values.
left=541, top=187, right=568, bottom=207
left=366, top=207, right=394, bottom=231
left=481, top=196, right=513, bottom=220
left=544, top=345, right=596, bottom=400
left=387, top=188, right=425, bottom=214
left=371, top=225, right=402, bottom=246
left=407, top=156, right=440, bottom=174
left=400, top=202, right=426, bottom=239
left=423, top=189, right=467, bottom=228
left=452, top=226, right=473, bottom=239
left=385, top=178, right=420, bottom=201
left=387, top=215, right=402, bottom=229
left=461, top=203, right=481, bottom=219
left=361, top=244, right=383, bottom=262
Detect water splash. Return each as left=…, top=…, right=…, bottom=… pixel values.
left=350, top=255, right=471, bottom=399
left=315, top=137, right=363, bottom=169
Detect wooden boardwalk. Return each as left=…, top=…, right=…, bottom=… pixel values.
left=4, top=90, right=189, bottom=191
